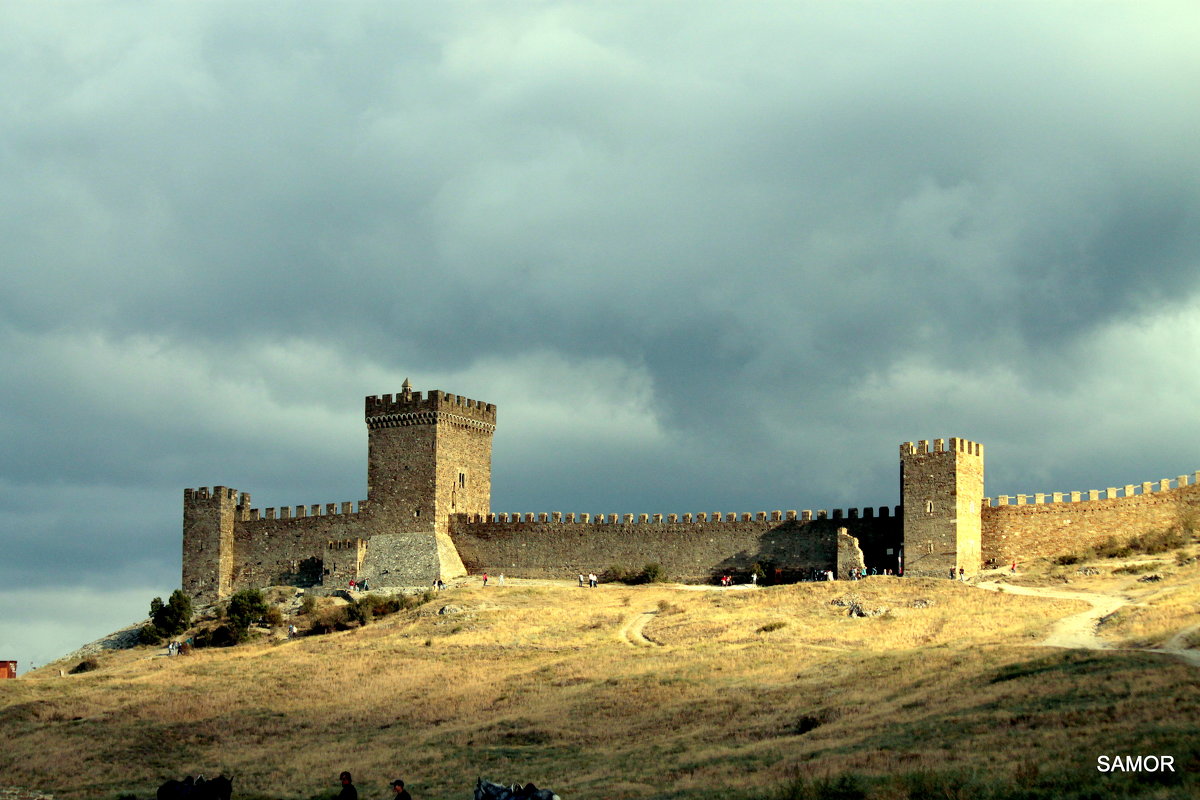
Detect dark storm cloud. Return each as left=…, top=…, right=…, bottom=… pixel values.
left=2, top=2, right=1199, bottom=670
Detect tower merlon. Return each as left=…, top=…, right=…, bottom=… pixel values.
left=365, top=388, right=497, bottom=428
left=900, top=438, right=983, bottom=457
left=184, top=486, right=245, bottom=502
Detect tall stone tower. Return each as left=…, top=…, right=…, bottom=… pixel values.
left=182, top=486, right=247, bottom=602
left=359, top=380, right=496, bottom=584
left=900, top=438, right=984, bottom=578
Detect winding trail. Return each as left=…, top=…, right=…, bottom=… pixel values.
left=617, top=610, right=660, bottom=647
left=975, top=580, right=1199, bottom=666
left=1156, top=623, right=1200, bottom=666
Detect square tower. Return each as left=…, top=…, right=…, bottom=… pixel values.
left=364, top=380, right=496, bottom=532
left=900, top=438, right=984, bottom=578
left=182, top=486, right=246, bottom=603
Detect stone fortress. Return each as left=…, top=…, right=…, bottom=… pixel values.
left=183, top=382, right=1200, bottom=602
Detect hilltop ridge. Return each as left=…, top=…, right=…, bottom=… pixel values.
left=4, top=554, right=1199, bottom=800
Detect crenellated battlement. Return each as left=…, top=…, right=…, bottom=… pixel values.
left=365, top=383, right=496, bottom=431
left=453, top=506, right=899, bottom=525
left=244, top=500, right=367, bottom=522
left=184, top=486, right=248, bottom=504
left=984, top=470, right=1200, bottom=507
left=900, top=437, right=983, bottom=457
left=185, top=385, right=1197, bottom=600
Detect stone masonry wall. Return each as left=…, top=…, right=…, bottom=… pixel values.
left=449, top=510, right=901, bottom=582
left=367, top=422, right=436, bottom=524
left=359, top=532, right=444, bottom=586
left=982, top=474, right=1200, bottom=564
left=185, top=386, right=1200, bottom=599
left=434, top=423, right=492, bottom=530
left=230, top=503, right=369, bottom=592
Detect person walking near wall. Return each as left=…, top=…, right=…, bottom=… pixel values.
left=482, top=572, right=489, bottom=586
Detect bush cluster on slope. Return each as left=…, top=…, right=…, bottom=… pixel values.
left=137, top=590, right=193, bottom=645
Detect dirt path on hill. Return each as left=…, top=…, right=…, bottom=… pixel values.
left=975, top=580, right=1200, bottom=667
left=1156, top=623, right=1200, bottom=667
left=617, top=610, right=660, bottom=647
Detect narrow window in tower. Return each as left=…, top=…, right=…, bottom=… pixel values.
left=458, top=471, right=466, bottom=488
left=925, top=500, right=933, bottom=514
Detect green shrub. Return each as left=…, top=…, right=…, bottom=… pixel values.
left=605, top=564, right=634, bottom=583
left=225, top=589, right=269, bottom=642
left=603, top=563, right=665, bottom=584
left=1053, top=552, right=1084, bottom=566
left=344, top=600, right=370, bottom=626
left=356, top=593, right=402, bottom=617
left=757, top=621, right=787, bottom=633
left=193, top=624, right=237, bottom=648
left=1093, top=537, right=1133, bottom=559
left=68, top=657, right=99, bottom=674
left=143, top=590, right=194, bottom=643
left=138, top=624, right=163, bottom=646
left=307, top=605, right=350, bottom=635
left=299, top=595, right=317, bottom=616
left=264, top=606, right=284, bottom=627
left=1112, top=561, right=1162, bottom=575
left=302, top=592, right=423, bottom=638
left=1130, top=528, right=1186, bottom=555
left=154, top=590, right=193, bottom=636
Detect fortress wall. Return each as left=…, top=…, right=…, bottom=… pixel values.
left=231, top=508, right=371, bottom=592
left=449, top=510, right=901, bottom=581
left=982, top=477, right=1200, bottom=564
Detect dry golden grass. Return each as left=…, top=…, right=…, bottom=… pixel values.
left=1094, top=560, right=1200, bottom=648
left=993, top=548, right=1200, bottom=650
left=2, top=574, right=1198, bottom=800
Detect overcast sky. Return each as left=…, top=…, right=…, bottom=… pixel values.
left=2, top=2, right=1199, bottom=674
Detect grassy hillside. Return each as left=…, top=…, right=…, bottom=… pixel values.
left=2, top=563, right=1198, bottom=800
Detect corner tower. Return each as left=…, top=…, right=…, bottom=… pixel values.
left=900, top=438, right=984, bottom=578
left=182, top=486, right=247, bottom=603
